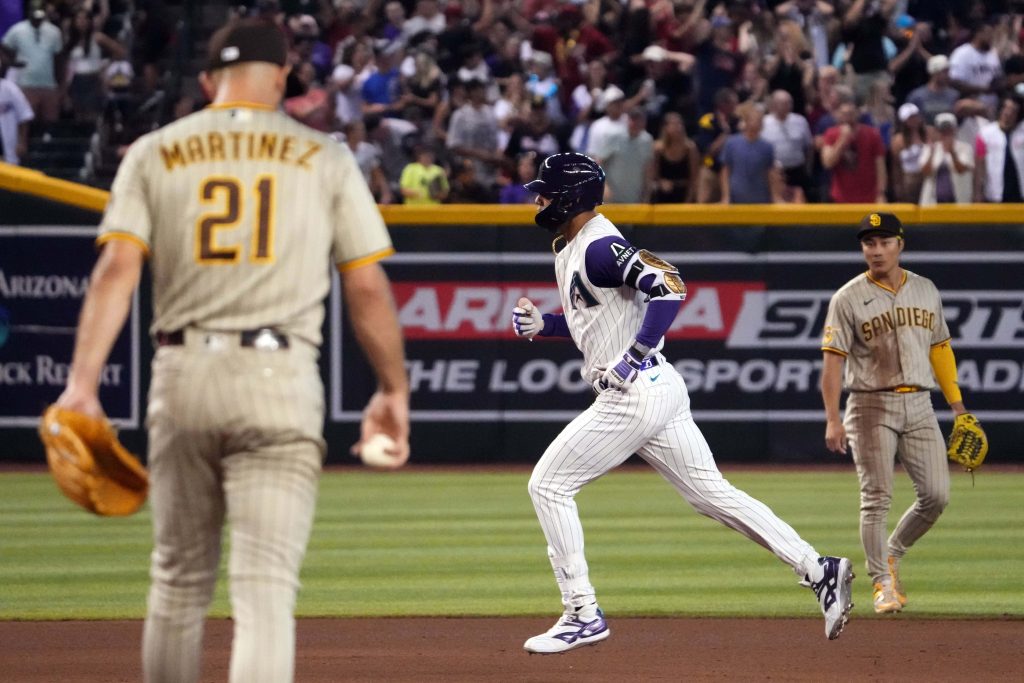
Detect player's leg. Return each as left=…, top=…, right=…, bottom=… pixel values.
left=143, top=351, right=225, bottom=683
left=525, top=376, right=682, bottom=652
left=223, top=347, right=325, bottom=683
left=844, top=392, right=902, bottom=612
left=636, top=369, right=853, bottom=639
left=887, top=395, right=950, bottom=605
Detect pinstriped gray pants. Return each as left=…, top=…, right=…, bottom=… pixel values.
left=844, top=391, right=950, bottom=584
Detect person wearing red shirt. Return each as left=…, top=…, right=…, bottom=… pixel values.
left=821, top=101, right=887, bottom=202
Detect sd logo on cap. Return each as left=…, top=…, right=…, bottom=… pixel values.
left=857, top=212, right=904, bottom=240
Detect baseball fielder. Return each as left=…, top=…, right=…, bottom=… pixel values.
left=55, top=20, right=410, bottom=683
left=513, top=153, right=854, bottom=654
left=821, top=212, right=968, bottom=614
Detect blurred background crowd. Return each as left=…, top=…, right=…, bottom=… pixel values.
left=2, top=0, right=1024, bottom=205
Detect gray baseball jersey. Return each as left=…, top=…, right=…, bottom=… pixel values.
left=822, top=270, right=950, bottom=390
left=528, top=215, right=823, bottom=616
left=97, top=103, right=394, bottom=683
left=821, top=269, right=950, bottom=588
left=98, top=103, right=393, bottom=346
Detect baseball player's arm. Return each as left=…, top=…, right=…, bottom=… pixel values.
left=56, top=241, right=145, bottom=419
left=820, top=350, right=848, bottom=454
left=340, top=261, right=410, bottom=462
left=512, top=299, right=570, bottom=339
left=929, top=340, right=967, bottom=415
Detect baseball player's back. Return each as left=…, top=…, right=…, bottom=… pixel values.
left=55, top=19, right=410, bottom=683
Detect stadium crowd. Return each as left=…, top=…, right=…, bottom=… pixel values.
left=2, top=0, right=1024, bottom=205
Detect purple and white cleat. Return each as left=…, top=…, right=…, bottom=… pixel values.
left=523, top=607, right=610, bottom=654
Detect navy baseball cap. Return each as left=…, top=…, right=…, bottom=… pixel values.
left=207, top=19, right=288, bottom=71
left=857, top=212, right=904, bottom=240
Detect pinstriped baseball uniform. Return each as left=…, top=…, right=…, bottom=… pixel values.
left=528, top=215, right=823, bottom=611
left=822, top=270, right=950, bottom=585
left=98, top=102, right=392, bottom=683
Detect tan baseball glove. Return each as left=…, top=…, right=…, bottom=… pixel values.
left=947, top=413, right=989, bottom=472
left=38, top=405, right=149, bottom=516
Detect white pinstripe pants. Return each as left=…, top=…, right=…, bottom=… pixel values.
left=527, top=361, right=820, bottom=609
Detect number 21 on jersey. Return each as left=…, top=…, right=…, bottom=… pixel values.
left=195, top=175, right=276, bottom=264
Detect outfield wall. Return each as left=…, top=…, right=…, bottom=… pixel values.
left=2, top=163, right=1022, bottom=464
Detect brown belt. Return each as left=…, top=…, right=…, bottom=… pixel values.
left=852, top=385, right=922, bottom=394
left=155, top=328, right=289, bottom=349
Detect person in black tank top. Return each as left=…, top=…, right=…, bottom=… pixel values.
left=652, top=112, right=700, bottom=203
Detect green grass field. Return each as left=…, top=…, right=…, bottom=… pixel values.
left=2, top=467, right=1022, bottom=620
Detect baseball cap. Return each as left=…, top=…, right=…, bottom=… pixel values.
left=935, top=112, right=957, bottom=129
left=857, top=212, right=905, bottom=240
left=207, top=19, right=288, bottom=71
left=927, top=54, right=950, bottom=75
left=897, top=102, right=920, bottom=122
left=642, top=45, right=668, bottom=62
left=603, top=85, right=625, bottom=105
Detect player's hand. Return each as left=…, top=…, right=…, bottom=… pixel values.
left=352, top=389, right=410, bottom=466
left=512, top=297, right=543, bottom=340
left=54, top=384, right=106, bottom=421
left=599, top=342, right=651, bottom=392
left=825, top=419, right=848, bottom=455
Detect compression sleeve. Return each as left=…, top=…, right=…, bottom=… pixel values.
left=929, top=339, right=963, bottom=405
left=539, top=313, right=571, bottom=338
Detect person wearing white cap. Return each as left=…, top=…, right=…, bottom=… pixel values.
left=585, top=85, right=628, bottom=165
left=890, top=102, right=928, bottom=202
left=906, top=54, right=960, bottom=125
left=919, top=112, right=974, bottom=205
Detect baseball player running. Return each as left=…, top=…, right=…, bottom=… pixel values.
left=513, top=152, right=854, bottom=654
left=55, top=19, right=410, bottom=683
left=821, top=212, right=969, bottom=614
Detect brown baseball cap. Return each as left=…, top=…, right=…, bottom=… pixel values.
left=207, top=19, right=288, bottom=71
left=857, top=212, right=904, bottom=240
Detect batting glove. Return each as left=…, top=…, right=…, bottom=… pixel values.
left=599, top=341, right=653, bottom=392
left=512, top=297, right=542, bottom=340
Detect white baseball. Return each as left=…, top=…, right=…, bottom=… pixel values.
left=359, top=433, right=402, bottom=469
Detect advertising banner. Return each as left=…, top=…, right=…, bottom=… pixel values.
left=0, top=227, right=140, bottom=428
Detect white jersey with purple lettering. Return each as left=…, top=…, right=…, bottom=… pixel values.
left=528, top=212, right=826, bottom=629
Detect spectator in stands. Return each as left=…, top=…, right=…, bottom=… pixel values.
left=400, top=143, right=449, bottom=205
left=774, top=0, right=833, bottom=68
left=694, top=14, right=743, bottom=114
left=498, top=152, right=538, bottom=204
left=907, top=55, right=961, bottom=125
left=890, top=102, right=929, bottom=203
left=695, top=86, right=740, bottom=203
left=721, top=104, right=782, bottom=204
left=524, top=51, right=563, bottom=124
left=1, top=1, right=62, bottom=122
left=62, top=7, right=125, bottom=121
left=651, top=111, right=699, bottom=203
left=569, top=58, right=609, bottom=152
left=341, top=119, right=394, bottom=205
left=839, top=0, right=897, bottom=104
left=403, top=0, right=445, bottom=39
left=399, top=47, right=442, bottom=127
left=361, top=41, right=404, bottom=118
left=950, top=18, right=1002, bottom=115
left=821, top=100, right=887, bottom=203
left=634, top=44, right=697, bottom=127
left=862, top=78, right=896, bottom=148
left=505, top=95, right=564, bottom=160
left=365, top=113, right=419, bottom=189
left=446, top=78, right=502, bottom=187
left=762, top=89, right=813, bottom=203
left=585, top=84, right=627, bottom=163
left=448, top=155, right=494, bottom=202
left=919, top=112, right=974, bottom=206
left=888, top=14, right=932, bottom=106
left=806, top=64, right=840, bottom=131
left=736, top=55, right=769, bottom=105
left=285, top=60, right=335, bottom=131
left=602, top=107, right=655, bottom=203
left=330, top=38, right=374, bottom=127
left=493, top=72, right=528, bottom=151
left=974, top=96, right=1024, bottom=202
left=0, top=45, right=33, bottom=165
left=764, top=21, right=813, bottom=117
left=381, top=1, right=406, bottom=42
left=289, top=14, right=332, bottom=82
left=130, top=0, right=173, bottom=94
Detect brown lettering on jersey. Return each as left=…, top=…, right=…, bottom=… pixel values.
left=208, top=132, right=226, bottom=161
left=247, top=132, right=256, bottom=159
left=296, top=140, right=322, bottom=169
left=186, top=135, right=206, bottom=164
left=258, top=133, right=278, bottom=160
left=229, top=131, right=243, bottom=159
left=861, top=306, right=937, bottom=342
left=279, top=135, right=296, bottom=164
left=160, top=142, right=187, bottom=170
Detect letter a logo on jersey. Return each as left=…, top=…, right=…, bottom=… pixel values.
left=569, top=271, right=599, bottom=310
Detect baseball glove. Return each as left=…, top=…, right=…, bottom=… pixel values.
left=38, top=405, right=149, bottom=516
left=947, top=413, right=989, bottom=472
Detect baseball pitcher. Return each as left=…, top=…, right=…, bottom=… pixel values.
left=513, top=152, right=854, bottom=654
left=821, top=212, right=981, bottom=614
left=55, top=20, right=410, bottom=683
